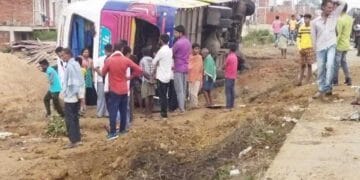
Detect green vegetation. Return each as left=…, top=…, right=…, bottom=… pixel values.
left=214, top=166, right=231, bottom=180
left=243, top=29, right=274, bottom=47
left=46, top=116, right=67, bottom=137
left=33, top=30, right=57, bottom=41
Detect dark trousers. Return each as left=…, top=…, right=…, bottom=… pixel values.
left=357, top=36, right=360, bottom=56
left=64, top=102, right=81, bottom=143
left=225, top=79, right=235, bottom=109
left=44, top=91, right=64, bottom=117
left=158, top=80, right=170, bottom=118
left=168, top=80, right=178, bottom=111
left=108, top=92, right=128, bottom=134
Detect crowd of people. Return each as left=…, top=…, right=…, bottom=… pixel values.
left=40, top=25, right=239, bottom=148
left=272, top=0, right=357, bottom=100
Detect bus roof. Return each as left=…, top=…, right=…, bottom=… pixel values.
left=104, top=0, right=209, bottom=9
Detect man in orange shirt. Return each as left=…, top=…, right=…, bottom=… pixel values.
left=102, top=43, right=143, bottom=140
left=188, top=43, right=203, bottom=109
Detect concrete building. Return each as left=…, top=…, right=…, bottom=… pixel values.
left=0, top=0, right=84, bottom=45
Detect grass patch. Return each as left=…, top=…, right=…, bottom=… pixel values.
left=46, top=116, right=67, bottom=137
left=214, top=166, right=231, bottom=180
left=243, top=29, right=274, bottom=47
left=33, top=30, right=57, bottom=41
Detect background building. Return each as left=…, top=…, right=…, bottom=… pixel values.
left=0, top=0, right=84, bottom=45
left=252, top=0, right=317, bottom=24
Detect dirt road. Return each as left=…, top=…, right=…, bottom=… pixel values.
left=0, top=46, right=315, bottom=179
left=265, top=50, right=360, bottom=180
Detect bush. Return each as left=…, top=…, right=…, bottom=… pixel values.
left=46, top=116, right=67, bottom=137
left=33, top=30, right=57, bottom=41
left=243, top=29, right=274, bottom=46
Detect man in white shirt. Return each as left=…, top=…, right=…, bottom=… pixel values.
left=311, top=0, right=346, bottom=99
left=61, top=48, right=85, bottom=148
left=55, top=47, right=66, bottom=85
left=94, top=44, right=112, bottom=118
left=152, top=34, right=174, bottom=119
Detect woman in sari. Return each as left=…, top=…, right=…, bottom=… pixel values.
left=81, top=48, right=97, bottom=108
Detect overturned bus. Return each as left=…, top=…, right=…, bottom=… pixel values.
left=57, top=0, right=255, bottom=120
left=57, top=0, right=254, bottom=66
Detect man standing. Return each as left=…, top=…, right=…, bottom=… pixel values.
left=354, top=15, right=360, bottom=56
left=61, top=48, right=84, bottom=148
left=272, top=16, right=282, bottom=47
left=55, top=47, right=66, bottom=85
left=289, top=15, right=298, bottom=45
left=140, top=47, right=156, bottom=116
left=153, top=34, right=174, bottom=119
left=311, top=0, right=346, bottom=99
left=39, top=59, right=64, bottom=118
left=188, top=43, right=203, bottom=109
left=102, top=43, right=142, bottom=140
left=173, top=25, right=191, bottom=114
left=223, top=44, right=238, bottom=111
left=333, top=4, right=353, bottom=86
left=202, top=48, right=217, bottom=107
left=94, top=45, right=111, bottom=118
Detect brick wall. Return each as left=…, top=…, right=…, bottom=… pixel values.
left=0, top=0, right=33, bottom=26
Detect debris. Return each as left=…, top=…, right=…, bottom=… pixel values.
left=324, top=127, right=334, bottom=132
left=266, top=130, right=274, bottom=134
left=0, top=132, right=14, bottom=140
left=160, top=143, right=168, bottom=150
left=265, top=146, right=270, bottom=149
left=333, top=99, right=344, bottom=103
left=350, top=112, right=360, bottom=121
left=281, top=123, right=286, bottom=127
left=168, top=150, right=176, bottom=155
left=288, top=105, right=305, bottom=112
left=238, top=146, right=252, bottom=158
left=283, top=117, right=298, bottom=123
left=321, top=132, right=332, bottom=137
left=50, top=169, right=68, bottom=180
left=229, top=169, right=240, bottom=176
left=18, top=129, right=29, bottom=136
left=10, top=40, right=56, bottom=65
left=111, top=157, right=124, bottom=169
left=238, top=104, right=247, bottom=108
left=49, top=155, right=61, bottom=160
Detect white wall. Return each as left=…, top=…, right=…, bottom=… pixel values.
left=54, top=0, right=87, bottom=27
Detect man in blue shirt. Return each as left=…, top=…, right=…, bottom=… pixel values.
left=39, top=59, right=64, bottom=118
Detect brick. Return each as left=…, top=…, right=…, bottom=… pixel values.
left=0, top=0, right=33, bottom=26
left=0, top=31, right=10, bottom=45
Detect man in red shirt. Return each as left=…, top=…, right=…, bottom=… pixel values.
left=223, top=44, right=238, bottom=111
left=102, top=43, right=143, bottom=140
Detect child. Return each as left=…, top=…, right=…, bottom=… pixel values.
left=139, top=46, right=156, bottom=116
left=223, top=44, right=238, bottom=111
left=202, top=48, right=216, bottom=107
left=295, top=14, right=314, bottom=86
left=188, top=43, right=203, bottom=109
left=278, top=23, right=290, bottom=59
left=75, top=56, right=86, bottom=114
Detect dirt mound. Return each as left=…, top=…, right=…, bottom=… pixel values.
left=0, top=53, right=47, bottom=123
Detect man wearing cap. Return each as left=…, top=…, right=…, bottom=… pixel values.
left=173, top=25, right=191, bottom=113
